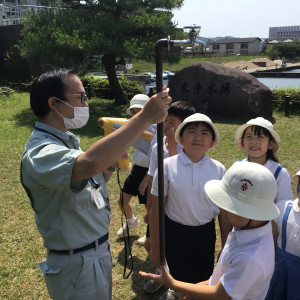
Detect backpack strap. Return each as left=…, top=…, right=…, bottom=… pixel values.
left=274, top=165, right=283, bottom=180
left=238, top=161, right=283, bottom=180
left=281, top=201, right=293, bottom=250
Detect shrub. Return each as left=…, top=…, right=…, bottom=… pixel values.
left=80, top=74, right=144, bottom=101
left=272, top=87, right=300, bottom=114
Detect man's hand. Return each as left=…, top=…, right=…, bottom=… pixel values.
left=140, top=87, right=171, bottom=125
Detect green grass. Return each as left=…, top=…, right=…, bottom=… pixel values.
left=129, top=55, right=265, bottom=73
left=0, top=93, right=299, bottom=299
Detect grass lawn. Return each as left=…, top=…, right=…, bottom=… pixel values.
left=0, top=93, right=299, bottom=299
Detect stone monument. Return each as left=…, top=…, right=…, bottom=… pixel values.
left=168, top=61, right=272, bottom=119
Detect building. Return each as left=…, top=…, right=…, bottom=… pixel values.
left=208, top=37, right=262, bottom=55
left=269, top=26, right=300, bottom=39
left=0, top=0, right=54, bottom=26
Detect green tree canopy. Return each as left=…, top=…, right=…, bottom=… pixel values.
left=266, top=41, right=300, bottom=61
left=19, top=0, right=184, bottom=104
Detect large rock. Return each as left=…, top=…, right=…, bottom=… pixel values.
left=168, top=61, right=272, bottom=119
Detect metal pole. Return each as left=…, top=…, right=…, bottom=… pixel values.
left=155, top=39, right=169, bottom=265
left=154, top=26, right=203, bottom=265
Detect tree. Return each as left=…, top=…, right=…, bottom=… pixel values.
left=19, top=0, right=184, bottom=104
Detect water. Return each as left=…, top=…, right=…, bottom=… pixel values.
left=257, top=77, right=300, bottom=90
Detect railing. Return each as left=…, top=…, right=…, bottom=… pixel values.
left=0, top=4, right=56, bottom=26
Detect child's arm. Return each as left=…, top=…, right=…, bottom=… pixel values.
left=139, top=173, right=150, bottom=197
left=139, top=265, right=230, bottom=300
left=218, top=209, right=232, bottom=248
left=150, top=194, right=168, bottom=268
left=271, top=220, right=279, bottom=248
left=143, top=175, right=153, bottom=224
left=165, top=127, right=178, bottom=157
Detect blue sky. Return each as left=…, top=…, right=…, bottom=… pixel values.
left=171, top=0, right=300, bottom=38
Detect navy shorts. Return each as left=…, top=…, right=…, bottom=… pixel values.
left=122, top=164, right=148, bottom=204
left=165, top=215, right=216, bottom=283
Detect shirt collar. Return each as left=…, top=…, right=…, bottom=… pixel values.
left=34, top=121, right=80, bottom=147
left=179, top=150, right=208, bottom=165
left=233, top=221, right=272, bottom=246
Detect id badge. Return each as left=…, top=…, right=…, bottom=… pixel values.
left=91, top=187, right=106, bottom=209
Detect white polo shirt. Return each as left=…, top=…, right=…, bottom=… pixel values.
left=238, top=158, right=293, bottom=203
left=148, top=136, right=183, bottom=177
left=209, top=222, right=275, bottom=300
left=151, top=151, right=225, bottom=226
left=275, top=199, right=300, bottom=256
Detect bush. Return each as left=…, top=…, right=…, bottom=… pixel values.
left=80, top=74, right=144, bottom=101
left=272, top=87, right=300, bottom=114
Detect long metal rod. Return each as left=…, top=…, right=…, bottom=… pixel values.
left=155, top=39, right=169, bottom=265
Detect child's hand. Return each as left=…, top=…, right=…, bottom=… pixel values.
left=139, top=265, right=174, bottom=288
left=143, top=209, right=149, bottom=224
left=139, top=174, right=149, bottom=196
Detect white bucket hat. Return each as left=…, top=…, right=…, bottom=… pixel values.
left=175, top=113, right=219, bottom=149
left=235, top=117, right=280, bottom=152
left=292, top=170, right=300, bottom=181
left=126, top=94, right=149, bottom=116
left=204, top=161, right=279, bottom=221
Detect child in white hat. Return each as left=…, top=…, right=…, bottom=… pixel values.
left=265, top=170, right=300, bottom=300
left=117, top=94, right=156, bottom=238
left=149, top=113, right=231, bottom=297
left=235, top=117, right=293, bottom=203
left=140, top=161, right=279, bottom=300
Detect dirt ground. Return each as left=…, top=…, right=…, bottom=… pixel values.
left=220, top=57, right=300, bottom=73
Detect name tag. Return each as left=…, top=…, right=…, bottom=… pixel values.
left=91, top=187, right=106, bottom=209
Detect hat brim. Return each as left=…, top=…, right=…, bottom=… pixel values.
left=292, top=170, right=300, bottom=181
left=204, top=179, right=280, bottom=221
left=235, top=123, right=280, bottom=152
left=175, top=120, right=219, bottom=149
left=126, top=104, right=144, bottom=116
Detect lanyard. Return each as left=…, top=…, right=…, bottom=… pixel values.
left=34, top=125, right=99, bottom=189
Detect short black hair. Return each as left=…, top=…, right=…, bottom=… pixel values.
left=168, top=101, right=196, bottom=122
left=30, top=68, right=76, bottom=118
left=179, top=121, right=216, bottom=141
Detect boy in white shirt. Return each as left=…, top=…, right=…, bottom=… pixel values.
left=140, top=161, right=280, bottom=300
left=149, top=113, right=231, bottom=299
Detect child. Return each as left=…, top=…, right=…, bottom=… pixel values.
left=149, top=113, right=231, bottom=298
left=116, top=94, right=156, bottom=238
left=235, top=117, right=293, bottom=203
left=265, top=170, right=300, bottom=300
left=140, top=161, right=280, bottom=300
left=141, top=101, right=196, bottom=297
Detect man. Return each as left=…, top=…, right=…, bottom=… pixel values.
left=21, top=68, right=171, bottom=300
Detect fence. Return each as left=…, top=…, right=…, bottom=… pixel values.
left=272, top=94, right=300, bottom=116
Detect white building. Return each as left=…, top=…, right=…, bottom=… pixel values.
left=0, top=0, right=54, bottom=26
left=208, top=37, right=262, bottom=55
left=269, top=25, right=300, bottom=39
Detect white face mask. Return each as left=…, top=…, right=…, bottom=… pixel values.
left=295, top=183, right=300, bottom=199
left=55, top=97, right=89, bottom=129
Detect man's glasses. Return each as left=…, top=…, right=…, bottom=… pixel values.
left=66, top=93, right=88, bottom=104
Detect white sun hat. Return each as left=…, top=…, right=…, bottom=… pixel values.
left=292, top=170, right=300, bottom=181
left=126, top=94, right=149, bottom=116
left=175, top=113, right=219, bottom=149
left=204, top=161, right=279, bottom=221
left=235, top=117, right=281, bottom=152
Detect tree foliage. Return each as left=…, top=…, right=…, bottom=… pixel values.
left=266, top=41, right=300, bottom=61
left=19, top=0, right=184, bottom=104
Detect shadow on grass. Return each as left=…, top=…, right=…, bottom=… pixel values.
left=116, top=235, right=167, bottom=299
